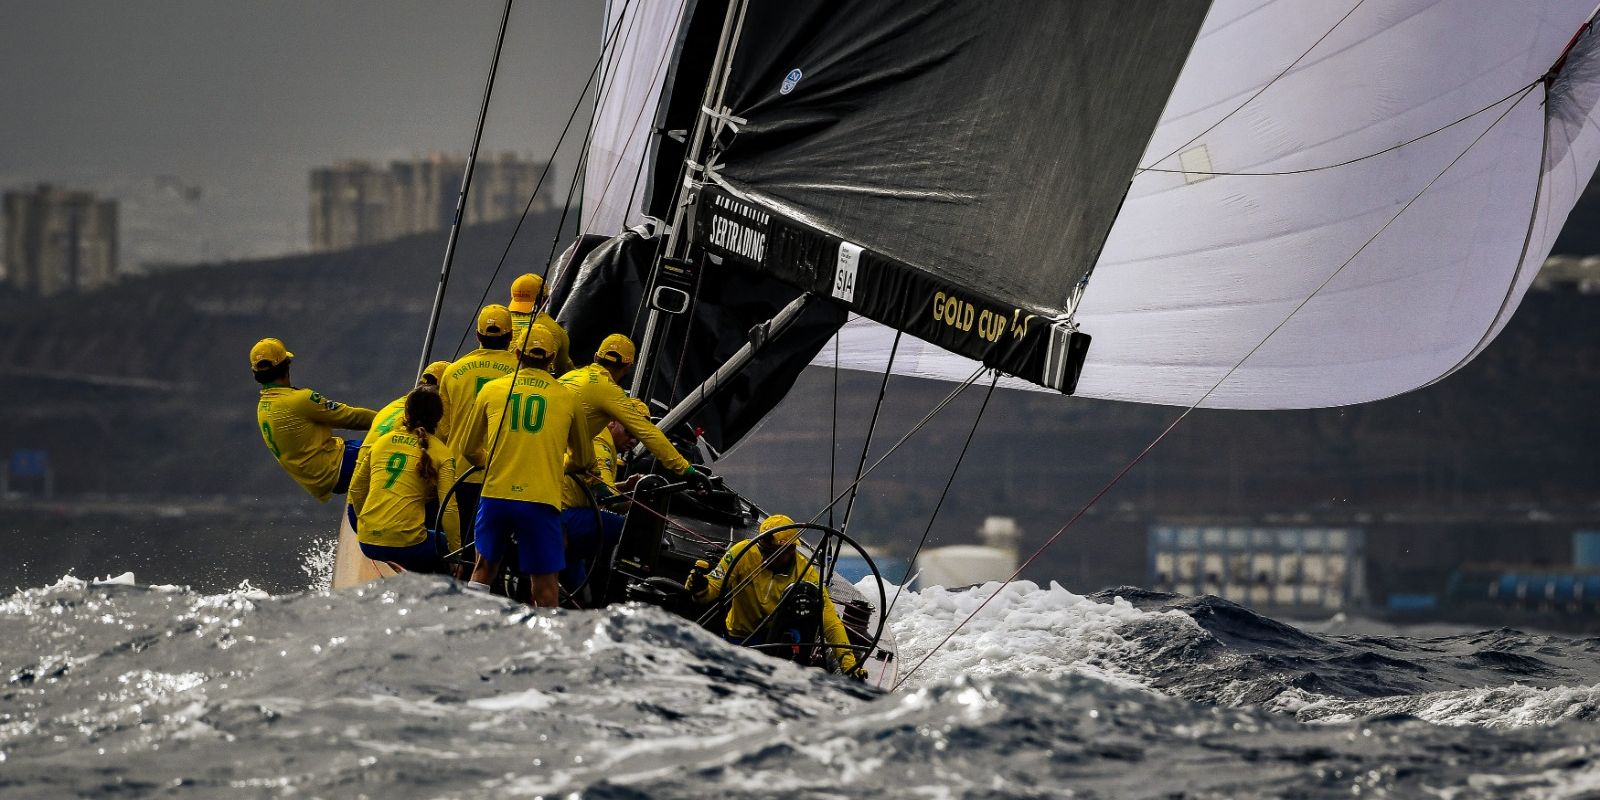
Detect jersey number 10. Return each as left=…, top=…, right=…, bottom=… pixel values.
left=508, top=392, right=546, bottom=433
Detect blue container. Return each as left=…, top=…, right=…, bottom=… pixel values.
left=1575, top=531, right=1600, bottom=567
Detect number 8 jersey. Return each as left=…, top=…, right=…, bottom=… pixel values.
left=458, top=368, right=595, bottom=507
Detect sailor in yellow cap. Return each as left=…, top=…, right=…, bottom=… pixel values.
left=456, top=323, right=596, bottom=606
left=508, top=273, right=575, bottom=376
left=686, top=514, right=866, bottom=679
left=346, top=387, right=460, bottom=573
left=361, top=360, right=453, bottom=453
left=251, top=338, right=377, bottom=502
left=437, top=305, right=519, bottom=544
left=558, top=333, right=712, bottom=492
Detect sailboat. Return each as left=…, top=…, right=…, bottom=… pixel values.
left=335, top=0, right=1600, bottom=688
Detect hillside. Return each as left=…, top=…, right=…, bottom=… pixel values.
left=2, top=216, right=1598, bottom=591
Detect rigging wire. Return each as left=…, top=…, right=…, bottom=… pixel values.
left=1139, top=80, right=1538, bottom=178
left=447, top=0, right=639, bottom=359
left=417, top=0, right=516, bottom=377
left=808, top=363, right=987, bottom=525
left=883, top=370, right=999, bottom=622
left=839, top=331, right=901, bottom=535
left=1137, top=0, right=1368, bottom=173
left=892, top=82, right=1543, bottom=693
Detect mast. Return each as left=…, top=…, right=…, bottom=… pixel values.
left=415, top=0, right=514, bottom=381
left=630, top=0, right=751, bottom=398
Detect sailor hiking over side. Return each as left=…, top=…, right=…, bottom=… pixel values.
left=457, top=323, right=595, bottom=607
left=347, top=387, right=460, bottom=574
left=558, top=333, right=712, bottom=492
left=251, top=337, right=376, bottom=502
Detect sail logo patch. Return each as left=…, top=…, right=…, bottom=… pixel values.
left=833, top=242, right=862, bottom=302
left=781, top=68, right=803, bottom=95
left=706, top=193, right=768, bottom=263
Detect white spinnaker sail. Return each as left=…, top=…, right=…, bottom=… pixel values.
left=822, top=0, right=1600, bottom=409
left=582, top=0, right=684, bottom=236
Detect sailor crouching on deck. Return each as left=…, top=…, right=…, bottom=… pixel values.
left=457, top=324, right=596, bottom=607
left=508, top=272, right=575, bottom=376
left=558, top=333, right=713, bottom=493
left=438, top=305, right=519, bottom=547
left=347, top=387, right=460, bottom=574
left=685, top=515, right=867, bottom=679
left=252, top=338, right=376, bottom=502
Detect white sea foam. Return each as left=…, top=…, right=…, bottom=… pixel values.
left=1282, top=682, right=1600, bottom=729
left=879, top=579, right=1190, bottom=692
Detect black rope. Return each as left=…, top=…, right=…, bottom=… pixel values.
left=448, top=0, right=638, bottom=359
left=884, top=369, right=999, bottom=622
left=1140, top=80, right=1537, bottom=179
left=893, top=79, right=1542, bottom=693
left=839, top=331, right=900, bottom=535
left=828, top=333, right=839, bottom=529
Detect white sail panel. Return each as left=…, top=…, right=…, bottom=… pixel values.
left=1076, top=0, right=1600, bottom=409
left=582, top=0, right=683, bottom=236
left=815, top=1, right=1600, bottom=410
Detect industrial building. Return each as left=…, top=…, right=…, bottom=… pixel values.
left=2, top=185, right=118, bottom=297
left=309, top=153, right=552, bottom=252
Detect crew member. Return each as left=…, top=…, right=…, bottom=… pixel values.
left=508, top=273, right=575, bottom=375
left=558, top=333, right=711, bottom=492
left=347, top=387, right=460, bottom=573
left=558, top=400, right=645, bottom=597
left=456, top=324, right=595, bottom=607
left=252, top=337, right=376, bottom=501
left=438, top=305, right=519, bottom=540
left=686, top=514, right=866, bottom=679
left=363, top=360, right=452, bottom=452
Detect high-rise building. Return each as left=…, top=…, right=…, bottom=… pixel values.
left=309, top=153, right=552, bottom=252
left=2, top=185, right=119, bottom=297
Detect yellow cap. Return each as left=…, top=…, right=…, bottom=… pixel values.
left=595, top=333, right=636, bottom=365
left=477, top=304, right=513, bottom=336
left=759, top=514, right=798, bottom=540
left=421, top=360, right=450, bottom=385
left=509, top=273, right=543, bottom=313
left=518, top=322, right=557, bottom=359
left=249, top=338, right=294, bottom=371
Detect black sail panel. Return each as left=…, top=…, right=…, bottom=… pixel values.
left=554, top=231, right=845, bottom=454
left=697, top=0, right=1209, bottom=391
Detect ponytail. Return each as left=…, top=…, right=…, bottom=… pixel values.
left=401, top=386, right=446, bottom=489
left=413, top=426, right=438, bottom=486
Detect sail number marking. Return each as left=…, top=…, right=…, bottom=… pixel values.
left=833, top=242, right=862, bottom=303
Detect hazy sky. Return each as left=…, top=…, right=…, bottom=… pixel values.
left=1, top=1, right=600, bottom=263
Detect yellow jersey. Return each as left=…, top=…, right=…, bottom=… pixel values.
left=438, top=348, right=518, bottom=482
left=511, top=310, right=575, bottom=375
left=690, top=541, right=858, bottom=672
left=561, top=427, right=617, bottom=509
left=256, top=385, right=376, bottom=501
left=559, top=364, right=690, bottom=474
left=457, top=368, right=595, bottom=507
left=347, top=430, right=461, bottom=551
left=361, top=393, right=452, bottom=451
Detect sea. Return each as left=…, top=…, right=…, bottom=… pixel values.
left=5, top=566, right=1600, bottom=798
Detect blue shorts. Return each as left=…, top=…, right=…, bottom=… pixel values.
left=475, top=498, right=563, bottom=575
left=360, top=529, right=447, bottom=574
left=560, top=507, right=624, bottom=585
left=332, top=438, right=361, bottom=495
